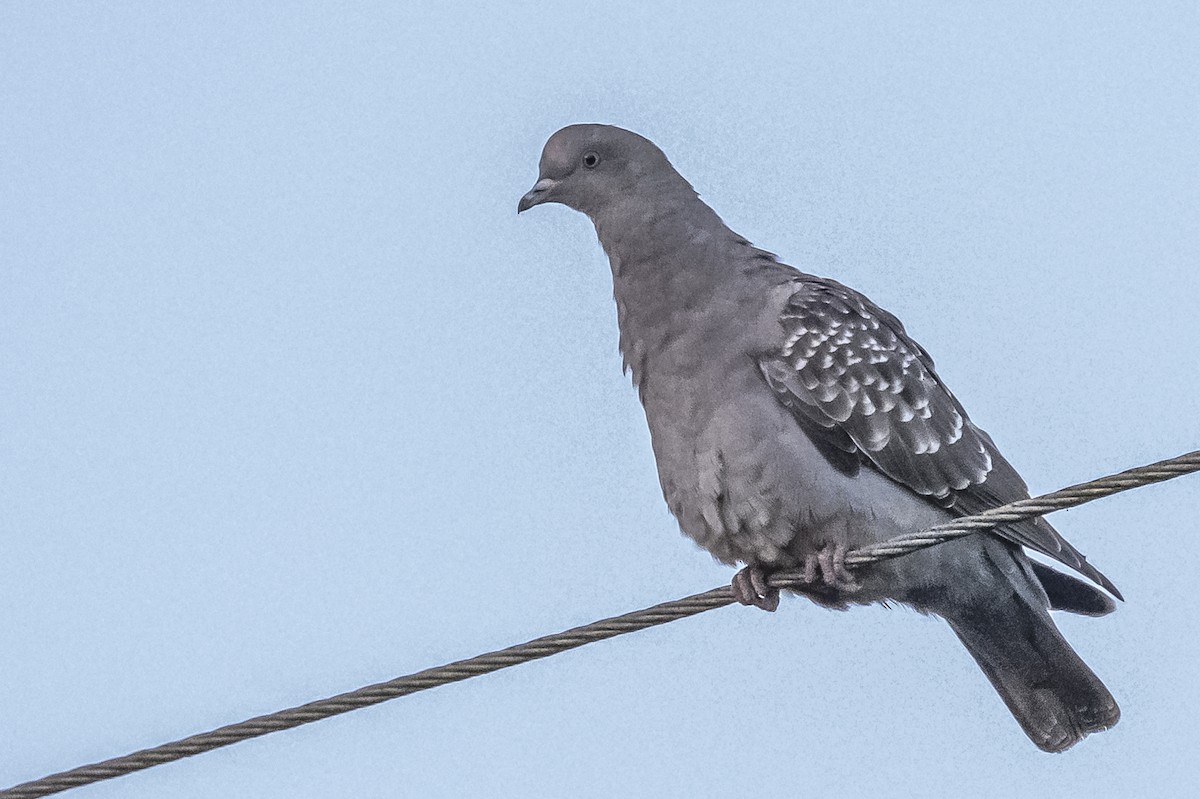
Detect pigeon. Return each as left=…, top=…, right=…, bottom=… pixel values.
left=518, top=124, right=1120, bottom=752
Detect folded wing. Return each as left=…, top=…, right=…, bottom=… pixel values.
left=758, top=277, right=1118, bottom=596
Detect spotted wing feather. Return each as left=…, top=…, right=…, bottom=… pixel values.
left=759, top=277, right=1118, bottom=595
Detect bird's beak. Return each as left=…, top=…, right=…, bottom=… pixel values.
left=517, top=177, right=558, bottom=214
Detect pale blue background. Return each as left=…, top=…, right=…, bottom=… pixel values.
left=3, top=3, right=1198, bottom=797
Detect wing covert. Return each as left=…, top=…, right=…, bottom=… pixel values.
left=760, top=279, right=992, bottom=503
left=758, top=277, right=1119, bottom=596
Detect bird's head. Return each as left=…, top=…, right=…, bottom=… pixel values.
left=518, top=124, right=689, bottom=218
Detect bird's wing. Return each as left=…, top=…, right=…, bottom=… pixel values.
left=758, top=277, right=1118, bottom=595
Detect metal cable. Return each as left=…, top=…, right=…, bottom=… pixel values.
left=3, top=449, right=1197, bottom=798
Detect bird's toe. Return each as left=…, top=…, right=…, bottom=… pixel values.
left=731, top=566, right=780, bottom=612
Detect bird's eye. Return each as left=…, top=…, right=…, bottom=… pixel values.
left=582, top=151, right=600, bottom=169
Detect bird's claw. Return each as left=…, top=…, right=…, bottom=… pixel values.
left=802, top=542, right=861, bottom=592
left=731, top=566, right=780, bottom=612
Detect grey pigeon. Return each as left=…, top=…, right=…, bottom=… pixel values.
left=518, top=124, right=1121, bottom=752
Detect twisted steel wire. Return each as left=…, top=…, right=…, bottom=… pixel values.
left=3, top=449, right=1197, bottom=798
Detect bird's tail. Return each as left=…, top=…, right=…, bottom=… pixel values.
left=943, top=586, right=1119, bottom=752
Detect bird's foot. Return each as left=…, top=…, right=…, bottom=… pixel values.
left=731, top=566, right=780, bottom=612
left=801, top=542, right=861, bottom=592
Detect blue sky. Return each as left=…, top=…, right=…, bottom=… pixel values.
left=2, top=2, right=1198, bottom=797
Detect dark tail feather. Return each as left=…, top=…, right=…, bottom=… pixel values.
left=1030, top=561, right=1118, bottom=617
left=945, top=590, right=1120, bottom=752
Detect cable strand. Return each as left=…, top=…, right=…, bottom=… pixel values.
left=3, top=450, right=1197, bottom=798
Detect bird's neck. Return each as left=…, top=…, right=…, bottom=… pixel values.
left=591, top=192, right=736, bottom=284
left=589, top=194, right=779, bottom=389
